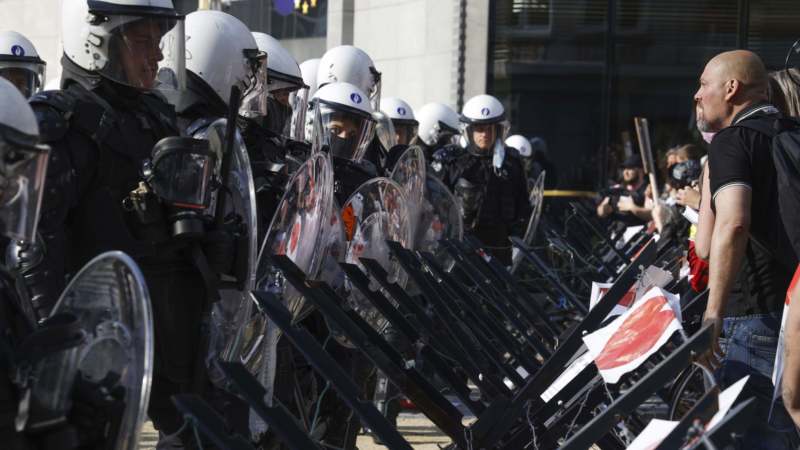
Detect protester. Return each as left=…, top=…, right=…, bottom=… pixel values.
left=596, top=154, right=652, bottom=225
left=769, top=68, right=800, bottom=117
left=695, top=49, right=797, bottom=449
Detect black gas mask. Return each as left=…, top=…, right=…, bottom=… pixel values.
left=136, top=137, right=217, bottom=239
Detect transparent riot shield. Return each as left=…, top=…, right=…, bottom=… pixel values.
left=390, top=146, right=463, bottom=269
left=418, top=175, right=464, bottom=269
left=341, top=177, right=411, bottom=336
left=33, top=251, right=153, bottom=450
left=511, top=170, right=546, bottom=274
left=390, top=146, right=427, bottom=245
left=247, top=151, right=339, bottom=436
left=256, top=151, right=337, bottom=321
left=373, top=110, right=397, bottom=151
left=190, top=119, right=260, bottom=377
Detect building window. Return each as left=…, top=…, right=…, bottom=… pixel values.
left=223, top=0, right=327, bottom=40
left=490, top=0, right=800, bottom=189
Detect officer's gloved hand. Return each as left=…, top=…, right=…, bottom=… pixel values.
left=69, top=373, right=125, bottom=447
left=202, top=229, right=237, bottom=276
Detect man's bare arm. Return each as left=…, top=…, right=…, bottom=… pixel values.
left=698, top=185, right=751, bottom=369
left=695, top=164, right=715, bottom=260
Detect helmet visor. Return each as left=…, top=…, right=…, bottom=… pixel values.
left=288, top=86, right=309, bottom=142
left=368, top=67, right=381, bottom=111
left=462, top=120, right=509, bottom=155
left=394, top=122, right=418, bottom=146
left=372, top=111, right=397, bottom=150
left=239, top=52, right=270, bottom=121
left=100, top=16, right=185, bottom=92
left=0, top=63, right=45, bottom=98
left=0, top=141, right=49, bottom=242
left=312, top=101, right=375, bottom=162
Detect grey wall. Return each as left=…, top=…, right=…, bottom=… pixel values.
left=0, top=0, right=63, bottom=85
left=351, top=0, right=488, bottom=112
left=0, top=0, right=490, bottom=111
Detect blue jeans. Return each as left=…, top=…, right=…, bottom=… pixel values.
left=717, top=313, right=799, bottom=450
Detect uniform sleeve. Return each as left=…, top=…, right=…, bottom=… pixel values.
left=20, top=107, right=86, bottom=320
left=708, top=129, right=753, bottom=202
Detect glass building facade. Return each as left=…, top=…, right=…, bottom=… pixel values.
left=173, top=0, right=327, bottom=40
left=489, top=0, right=800, bottom=189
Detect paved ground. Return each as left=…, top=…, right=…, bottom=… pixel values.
left=138, top=412, right=451, bottom=449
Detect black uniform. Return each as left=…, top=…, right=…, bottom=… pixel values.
left=433, top=145, right=531, bottom=265
left=26, top=59, right=222, bottom=442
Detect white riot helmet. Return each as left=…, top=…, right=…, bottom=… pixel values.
left=416, top=102, right=460, bottom=147
left=0, top=78, right=49, bottom=242
left=460, top=94, right=509, bottom=157
left=300, top=58, right=321, bottom=99
left=181, top=11, right=266, bottom=112
left=0, top=31, right=46, bottom=98
left=310, top=82, right=375, bottom=162
left=61, top=0, right=185, bottom=92
left=251, top=32, right=304, bottom=137
left=317, top=46, right=381, bottom=110
left=252, top=32, right=303, bottom=93
left=380, top=97, right=418, bottom=146
left=296, top=58, right=321, bottom=142
left=505, top=134, right=532, bottom=158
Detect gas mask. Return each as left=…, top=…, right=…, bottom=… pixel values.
left=137, top=137, right=217, bottom=239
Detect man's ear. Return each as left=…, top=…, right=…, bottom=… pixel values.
left=724, top=79, right=741, bottom=101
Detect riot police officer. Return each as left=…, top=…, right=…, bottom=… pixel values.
left=0, top=31, right=46, bottom=98
left=312, top=81, right=380, bottom=203
left=379, top=96, right=418, bottom=172
left=305, top=81, right=380, bottom=448
left=0, top=77, right=126, bottom=450
left=434, top=94, right=530, bottom=265
left=316, top=46, right=388, bottom=173
left=412, top=102, right=461, bottom=163
left=240, top=31, right=308, bottom=234
left=22, top=1, right=235, bottom=447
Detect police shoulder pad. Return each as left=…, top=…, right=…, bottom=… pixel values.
left=29, top=90, right=77, bottom=142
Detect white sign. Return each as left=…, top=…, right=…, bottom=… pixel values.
left=584, top=287, right=683, bottom=384
left=626, top=419, right=679, bottom=450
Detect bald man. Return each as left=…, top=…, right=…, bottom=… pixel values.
left=696, top=50, right=798, bottom=449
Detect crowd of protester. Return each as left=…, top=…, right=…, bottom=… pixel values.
left=595, top=50, right=800, bottom=449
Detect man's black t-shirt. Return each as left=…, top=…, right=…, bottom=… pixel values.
left=708, top=103, right=796, bottom=317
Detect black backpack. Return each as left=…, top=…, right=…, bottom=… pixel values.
left=736, top=115, right=800, bottom=264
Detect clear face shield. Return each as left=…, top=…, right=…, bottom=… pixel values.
left=100, top=15, right=186, bottom=92
left=368, top=67, right=382, bottom=111
left=239, top=51, right=270, bottom=122
left=311, top=101, right=375, bottom=162
left=0, top=60, right=45, bottom=99
left=462, top=120, right=509, bottom=156
left=262, top=72, right=305, bottom=137
left=0, top=134, right=50, bottom=243
left=288, top=85, right=309, bottom=142
left=372, top=111, right=397, bottom=150
left=393, top=120, right=419, bottom=146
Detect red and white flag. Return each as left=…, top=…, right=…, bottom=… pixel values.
left=584, top=287, right=682, bottom=384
